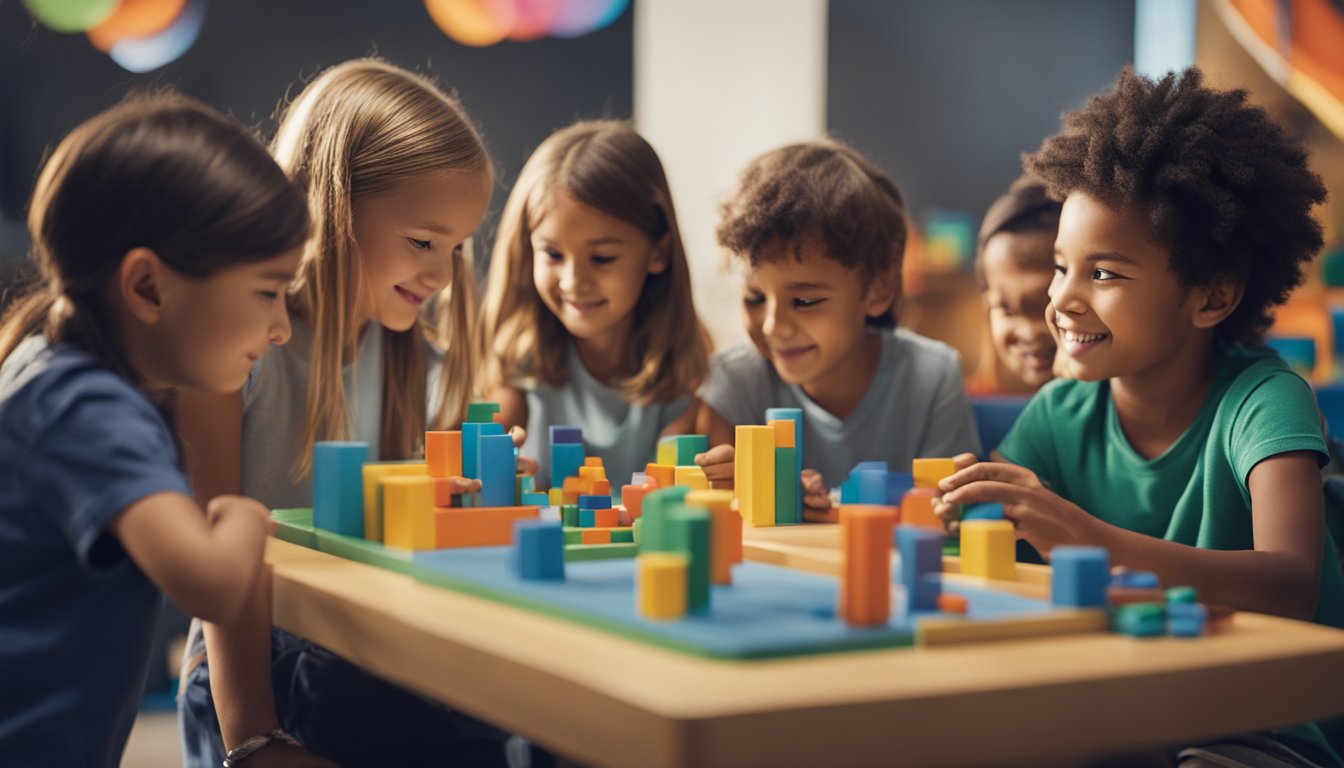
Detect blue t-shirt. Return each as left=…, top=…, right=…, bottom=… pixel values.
left=0, top=336, right=192, bottom=768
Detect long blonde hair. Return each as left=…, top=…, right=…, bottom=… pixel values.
left=481, top=120, right=706, bottom=403
left=272, top=58, right=489, bottom=476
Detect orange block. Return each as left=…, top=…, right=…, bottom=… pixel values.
left=583, top=457, right=604, bottom=467
left=839, top=505, right=896, bottom=627
left=645, top=463, right=674, bottom=489
left=591, top=479, right=611, bottom=496
left=433, top=476, right=467, bottom=507
left=622, top=483, right=650, bottom=521
left=581, top=528, right=611, bottom=544
left=686, top=489, right=738, bottom=585
left=593, top=507, right=619, bottom=527
left=768, top=419, right=795, bottom=448
left=434, top=505, right=539, bottom=548
left=901, top=487, right=942, bottom=530
left=562, top=476, right=585, bottom=505
left=937, top=593, right=968, bottom=614
left=578, top=466, right=606, bottom=490
left=425, top=431, right=462, bottom=479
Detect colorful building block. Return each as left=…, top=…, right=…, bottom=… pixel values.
left=1167, top=602, right=1208, bottom=637
left=959, top=519, right=1015, bottom=581
left=639, top=486, right=690, bottom=552
left=313, top=441, right=371, bottom=537
left=579, top=509, right=595, bottom=528
left=593, top=508, right=619, bottom=528
left=684, top=489, right=737, bottom=585
left=900, top=487, right=941, bottom=530
left=912, top=457, right=957, bottom=490
left=644, top=462, right=674, bottom=489
left=962, top=502, right=1005, bottom=521
left=774, top=446, right=799, bottom=525
left=550, top=442, right=585, bottom=492
left=461, top=421, right=505, bottom=480
left=382, top=475, right=436, bottom=550
left=734, top=425, right=776, bottom=527
left=1165, top=586, right=1198, bottom=604
left=424, top=431, right=462, bottom=479
left=840, top=468, right=888, bottom=505
left=897, top=525, right=943, bottom=612
left=477, top=433, right=515, bottom=507
left=434, top=505, right=539, bottom=548
left=521, top=492, right=550, bottom=508
left=1112, top=602, right=1165, bottom=637
left=885, top=472, right=913, bottom=506
left=637, top=552, right=689, bottom=620
left=511, top=519, right=564, bottom=581
left=668, top=508, right=712, bottom=614
left=765, top=408, right=803, bottom=522
left=561, top=504, right=579, bottom=528
left=937, top=592, right=968, bottom=614
left=579, top=494, right=612, bottom=510
left=1050, top=546, right=1110, bottom=608
left=581, top=528, right=611, bottom=544
left=583, top=457, right=604, bottom=467
left=361, top=461, right=426, bottom=541
left=464, top=401, right=500, bottom=424
left=657, top=434, right=710, bottom=466
left=621, top=483, right=651, bottom=521
left=674, top=465, right=710, bottom=491
left=839, top=505, right=897, bottom=627
left=548, top=488, right=564, bottom=507
left=549, top=425, right=583, bottom=445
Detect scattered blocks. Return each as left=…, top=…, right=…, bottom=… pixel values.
left=686, top=489, right=739, bottom=585
left=511, top=519, right=565, bottom=581
left=637, top=552, right=689, bottom=620
left=1167, top=602, right=1207, bottom=638
left=960, top=519, right=1015, bottom=581
left=1050, top=546, right=1110, bottom=608
left=314, top=441, right=372, bottom=537
left=424, top=431, right=462, bottom=479
left=839, top=505, right=897, bottom=627
left=734, top=425, right=776, bottom=527
left=1112, top=602, right=1165, bottom=637
left=897, top=525, right=943, bottom=612
left=382, top=475, right=435, bottom=550
left=912, top=458, right=957, bottom=490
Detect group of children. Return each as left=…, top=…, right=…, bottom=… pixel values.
left=1, top=57, right=1341, bottom=768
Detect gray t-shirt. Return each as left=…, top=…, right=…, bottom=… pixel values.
left=241, top=317, right=444, bottom=510
left=521, top=343, right=691, bottom=490
left=700, top=327, right=981, bottom=488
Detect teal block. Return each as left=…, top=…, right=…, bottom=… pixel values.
left=766, top=408, right=803, bottom=521
left=669, top=508, right=711, bottom=614
left=561, top=504, right=579, bottom=528
left=672, top=434, right=709, bottom=465
left=640, top=486, right=690, bottom=552
left=312, top=441, right=370, bottom=537
left=462, top=422, right=505, bottom=480
left=610, top=527, right=635, bottom=543
left=774, top=447, right=799, bottom=525
left=521, top=492, right=550, bottom=507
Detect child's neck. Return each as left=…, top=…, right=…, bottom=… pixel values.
left=800, top=331, right=881, bottom=421
left=573, top=323, right=632, bottom=385
left=1109, top=339, right=1216, bottom=461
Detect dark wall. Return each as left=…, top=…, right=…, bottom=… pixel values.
left=828, top=0, right=1135, bottom=221
left=0, top=0, right=634, bottom=264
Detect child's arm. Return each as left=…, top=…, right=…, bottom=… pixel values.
left=937, top=452, right=1325, bottom=620
left=693, top=401, right=735, bottom=489
left=175, top=388, right=243, bottom=502
left=109, top=492, right=271, bottom=622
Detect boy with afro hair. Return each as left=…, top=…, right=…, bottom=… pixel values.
left=937, top=66, right=1344, bottom=765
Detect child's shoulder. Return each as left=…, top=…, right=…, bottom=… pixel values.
left=888, top=326, right=963, bottom=368
left=709, top=341, right=776, bottom=380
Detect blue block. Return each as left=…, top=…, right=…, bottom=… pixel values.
left=851, top=460, right=888, bottom=474
left=765, top=408, right=803, bottom=521
left=1167, top=602, right=1207, bottom=638
left=550, top=425, right=583, bottom=445
left=312, top=442, right=370, bottom=537
left=550, top=442, right=585, bottom=491
left=521, top=492, right=550, bottom=507
left=1051, top=546, right=1110, bottom=607
left=962, top=502, right=1005, bottom=521
left=462, top=421, right=505, bottom=480
left=897, top=526, right=943, bottom=612
left=579, top=509, right=595, bottom=527
left=511, top=519, right=565, bottom=581
left=578, top=494, right=611, bottom=510
left=1111, top=568, right=1160, bottom=589
left=478, top=433, right=515, bottom=507
left=884, top=472, right=913, bottom=506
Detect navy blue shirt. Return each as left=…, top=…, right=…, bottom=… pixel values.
left=0, top=336, right=192, bottom=767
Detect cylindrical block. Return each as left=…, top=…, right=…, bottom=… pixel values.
left=686, top=489, right=738, bottom=585
left=313, top=441, right=371, bottom=537
left=637, top=552, right=689, bottom=620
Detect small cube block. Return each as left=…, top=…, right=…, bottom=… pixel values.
left=1050, top=546, right=1110, bottom=608
left=959, top=519, right=1015, bottom=581
left=912, top=458, right=957, bottom=490
left=511, top=519, right=565, bottom=581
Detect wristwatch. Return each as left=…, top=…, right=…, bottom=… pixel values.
left=221, top=729, right=299, bottom=767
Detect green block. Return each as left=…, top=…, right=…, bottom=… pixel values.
left=640, top=486, right=690, bottom=552
left=668, top=508, right=711, bottom=614
left=562, top=504, right=579, bottom=528
left=632, top=517, right=642, bottom=546
left=774, top=446, right=799, bottom=525
left=1165, top=586, right=1198, bottom=604
left=271, top=508, right=318, bottom=549
left=674, top=434, right=709, bottom=465
left=564, top=542, right=639, bottom=561
left=465, top=402, right=501, bottom=424
left=562, top=527, right=583, bottom=544
left=610, top=527, right=635, bottom=543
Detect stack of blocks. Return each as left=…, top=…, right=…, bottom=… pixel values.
left=733, top=408, right=803, bottom=527
left=653, top=434, right=711, bottom=491
left=838, top=505, right=896, bottom=626
left=635, top=486, right=740, bottom=620
left=836, top=457, right=955, bottom=530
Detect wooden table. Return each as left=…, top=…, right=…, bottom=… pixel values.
left=267, top=528, right=1344, bottom=767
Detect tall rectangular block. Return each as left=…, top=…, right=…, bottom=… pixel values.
left=840, top=505, right=896, bottom=627
left=462, top=422, right=505, bottom=480
left=765, top=408, right=803, bottom=522
left=897, top=526, right=943, bottom=612
left=550, top=442, right=585, bottom=491
left=686, top=489, right=738, bottom=585
left=668, top=508, right=711, bottom=614
left=382, top=475, right=436, bottom=550
left=734, top=425, right=776, bottom=527
left=424, top=431, right=462, bottom=479
left=640, top=486, right=689, bottom=552
left=313, top=441, right=371, bottom=537
left=361, top=461, right=425, bottom=541
left=478, top=433, right=516, bottom=507
left=774, top=447, right=799, bottom=525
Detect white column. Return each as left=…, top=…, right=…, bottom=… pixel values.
left=634, top=0, right=828, bottom=350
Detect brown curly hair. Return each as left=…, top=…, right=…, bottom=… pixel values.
left=717, top=138, right=907, bottom=327
left=1024, top=66, right=1326, bottom=346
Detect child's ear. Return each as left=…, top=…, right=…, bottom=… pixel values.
left=1191, top=279, right=1244, bottom=330
left=648, top=232, right=672, bottom=275
left=863, top=265, right=902, bottom=319
left=119, top=247, right=166, bottom=326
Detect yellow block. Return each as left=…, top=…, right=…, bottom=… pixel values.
left=382, top=475, right=436, bottom=550
left=912, top=457, right=957, bottom=490
left=657, top=438, right=677, bottom=467
left=674, top=465, right=710, bottom=490
left=637, top=552, right=688, bottom=620
left=362, top=462, right=428, bottom=541
left=768, top=419, right=795, bottom=448
left=960, top=519, right=1016, bottom=581
left=734, top=425, right=776, bottom=527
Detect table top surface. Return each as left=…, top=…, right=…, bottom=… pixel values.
left=267, top=524, right=1344, bottom=768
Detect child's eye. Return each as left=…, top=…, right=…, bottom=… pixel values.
left=794, top=297, right=825, bottom=309
left=1092, top=268, right=1119, bottom=281
left=453, top=244, right=464, bottom=258
left=592, top=254, right=617, bottom=265
left=742, top=292, right=765, bottom=307
left=258, top=291, right=279, bottom=302
left=408, top=238, right=432, bottom=250
left=1053, top=262, right=1067, bottom=274
left=539, top=248, right=563, bottom=262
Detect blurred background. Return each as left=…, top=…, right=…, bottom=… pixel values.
left=3, top=1, right=1344, bottom=764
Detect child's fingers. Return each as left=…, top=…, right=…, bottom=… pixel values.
left=940, top=479, right=1031, bottom=508
left=694, top=444, right=734, bottom=466
left=508, top=426, right=527, bottom=448
left=950, top=452, right=979, bottom=470
left=940, top=460, right=1033, bottom=494
left=515, top=457, right=539, bottom=477
left=802, top=488, right=831, bottom=511
left=700, top=462, right=734, bottom=483
left=800, top=469, right=826, bottom=494
left=447, top=476, right=483, bottom=494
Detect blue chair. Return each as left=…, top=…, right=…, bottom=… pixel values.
left=1317, top=383, right=1344, bottom=442
left=970, top=396, right=1030, bottom=458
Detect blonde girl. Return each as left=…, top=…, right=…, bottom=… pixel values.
left=482, top=120, right=709, bottom=488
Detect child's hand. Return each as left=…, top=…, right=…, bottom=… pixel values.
left=206, top=495, right=276, bottom=536
left=507, top=425, right=539, bottom=477
left=937, top=459, right=1099, bottom=555
left=694, top=444, right=735, bottom=488
left=801, top=469, right=830, bottom=513
left=442, top=476, right=482, bottom=495
left=243, top=741, right=339, bottom=768
left=931, top=453, right=980, bottom=534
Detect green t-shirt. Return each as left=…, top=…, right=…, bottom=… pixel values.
left=1000, top=345, right=1344, bottom=760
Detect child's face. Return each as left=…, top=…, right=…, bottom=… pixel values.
left=152, top=247, right=302, bottom=393
left=982, top=231, right=1056, bottom=389
left=739, top=244, right=893, bottom=392
left=1048, top=192, right=1203, bottom=382
left=530, top=191, right=668, bottom=349
left=352, top=169, right=492, bottom=332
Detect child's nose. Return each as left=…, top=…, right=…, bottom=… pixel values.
left=761, top=300, right=791, bottom=338
left=270, top=301, right=292, bottom=345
